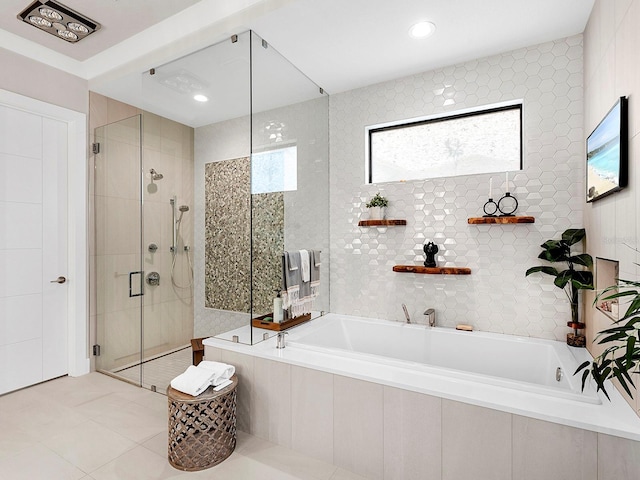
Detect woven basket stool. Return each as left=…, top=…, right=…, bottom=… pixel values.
left=167, top=375, right=238, bottom=471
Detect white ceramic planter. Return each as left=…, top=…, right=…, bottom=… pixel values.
left=368, top=206, right=386, bottom=220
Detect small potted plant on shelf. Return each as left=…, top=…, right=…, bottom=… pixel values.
left=525, top=228, right=594, bottom=347
left=366, top=192, right=388, bottom=220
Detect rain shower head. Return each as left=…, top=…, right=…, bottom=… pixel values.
left=150, top=169, right=163, bottom=180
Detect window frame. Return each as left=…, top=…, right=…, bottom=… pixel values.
left=365, top=100, right=524, bottom=184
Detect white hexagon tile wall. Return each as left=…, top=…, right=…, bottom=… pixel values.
left=329, top=35, right=584, bottom=341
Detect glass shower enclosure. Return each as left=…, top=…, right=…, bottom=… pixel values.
left=92, top=28, right=329, bottom=393
left=94, top=110, right=195, bottom=391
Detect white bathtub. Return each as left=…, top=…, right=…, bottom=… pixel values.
left=204, top=312, right=640, bottom=440
left=287, top=314, right=601, bottom=404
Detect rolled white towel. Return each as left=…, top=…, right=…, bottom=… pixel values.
left=170, top=365, right=215, bottom=396
left=197, top=360, right=235, bottom=386
left=299, top=249, right=310, bottom=282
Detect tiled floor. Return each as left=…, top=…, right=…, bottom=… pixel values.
left=0, top=373, right=368, bottom=480
left=114, top=347, right=192, bottom=393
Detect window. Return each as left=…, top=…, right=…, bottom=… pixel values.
left=366, top=102, right=523, bottom=184
left=251, top=145, right=297, bottom=194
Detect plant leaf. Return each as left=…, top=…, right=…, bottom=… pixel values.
left=580, top=369, right=590, bottom=392
left=568, top=254, right=594, bottom=268
left=574, top=360, right=590, bottom=376
left=570, top=271, right=594, bottom=290
left=525, top=266, right=559, bottom=277
left=562, top=228, right=586, bottom=246
left=554, top=270, right=572, bottom=289
left=626, top=336, right=636, bottom=365
left=538, top=246, right=569, bottom=263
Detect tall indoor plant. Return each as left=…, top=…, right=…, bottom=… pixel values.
left=525, top=228, right=594, bottom=346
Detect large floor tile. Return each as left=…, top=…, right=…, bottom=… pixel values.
left=243, top=444, right=336, bottom=480
left=0, top=444, right=85, bottom=480
left=92, top=399, right=167, bottom=443
left=42, top=419, right=137, bottom=473
left=90, top=445, right=189, bottom=480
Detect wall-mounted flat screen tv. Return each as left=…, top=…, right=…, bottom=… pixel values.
left=586, top=96, right=628, bottom=203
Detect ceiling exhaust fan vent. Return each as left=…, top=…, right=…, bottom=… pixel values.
left=17, top=0, right=101, bottom=43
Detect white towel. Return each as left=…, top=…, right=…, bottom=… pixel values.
left=197, top=360, right=236, bottom=386
left=300, top=249, right=310, bottom=282
left=170, top=365, right=215, bottom=396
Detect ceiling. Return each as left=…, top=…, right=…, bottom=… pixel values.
left=1, top=0, right=595, bottom=126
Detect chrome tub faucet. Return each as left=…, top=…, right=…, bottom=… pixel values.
left=424, top=308, right=436, bottom=327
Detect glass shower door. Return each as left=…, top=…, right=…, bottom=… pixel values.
left=94, top=115, right=144, bottom=386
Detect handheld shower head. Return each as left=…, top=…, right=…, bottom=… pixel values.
left=150, top=168, right=163, bottom=180
left=178, top=205, right=189, bottom=212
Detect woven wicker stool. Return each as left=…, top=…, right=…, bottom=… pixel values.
left=167, top=376, right=238, bottom=471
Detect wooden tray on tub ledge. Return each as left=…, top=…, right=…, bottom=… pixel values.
left=251, top=312, right=312, bottom=331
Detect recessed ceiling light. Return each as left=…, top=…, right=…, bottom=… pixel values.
left=193, top=94, right=209, bottom=102
left=409, top=21, right=436, bottom=39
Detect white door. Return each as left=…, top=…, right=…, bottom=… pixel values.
left=0, top=103, right=69, bottom=394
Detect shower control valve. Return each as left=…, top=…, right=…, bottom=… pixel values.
left=146, top=272, right=160, bottom=286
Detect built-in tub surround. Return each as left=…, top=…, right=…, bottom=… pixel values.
left=330, top=34, right=585, bottom=341
left=203, top=314, right=640, bottom=480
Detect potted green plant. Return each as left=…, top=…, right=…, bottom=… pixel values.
left=366, top=192, right=389, bottom=220
left=525, top=228, right=594, bottom=347
left=575, top=281, right=640, bottom=400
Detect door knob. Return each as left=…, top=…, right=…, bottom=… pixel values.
left=50, top=276, right=66, bottom=284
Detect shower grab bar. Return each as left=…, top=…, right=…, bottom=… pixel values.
left=129, top=271, right=144, bottom=297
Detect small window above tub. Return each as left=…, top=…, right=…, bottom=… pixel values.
left=366, top=101, right=523, bottom=184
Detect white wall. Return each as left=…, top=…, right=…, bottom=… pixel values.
left=330, top=35, right=585, bottom=341
left=582, top=0, right=639, bottom=415
left=0, top=48, right=88, bottom=114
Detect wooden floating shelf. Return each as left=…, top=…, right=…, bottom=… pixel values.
left=393, top=265, right=471, bottom=275
left=467, top=216, right=535, bottom=224
left=358, top=219, right=407, bottom=227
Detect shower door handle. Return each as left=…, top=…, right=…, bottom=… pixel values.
left=129, top=271, right=144, bottom=297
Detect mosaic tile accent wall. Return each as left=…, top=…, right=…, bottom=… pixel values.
left=252, top=192, right=285, bottom=315
left=205, top=157, right=284, bottom=314
left=204, top=157, right=251, bottom=312
left=330, top=35, right=585, bottom=341
left=203, top=157, right=284, bottom=316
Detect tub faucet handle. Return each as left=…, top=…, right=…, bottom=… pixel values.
left=424, top=308, right=436, bottom=327
left=276, top=331, right=289, bottom=349
left=402, top=304, right=411, bottom=324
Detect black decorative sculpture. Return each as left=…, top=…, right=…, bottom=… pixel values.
left=423, top=242, right=438, bottom=268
